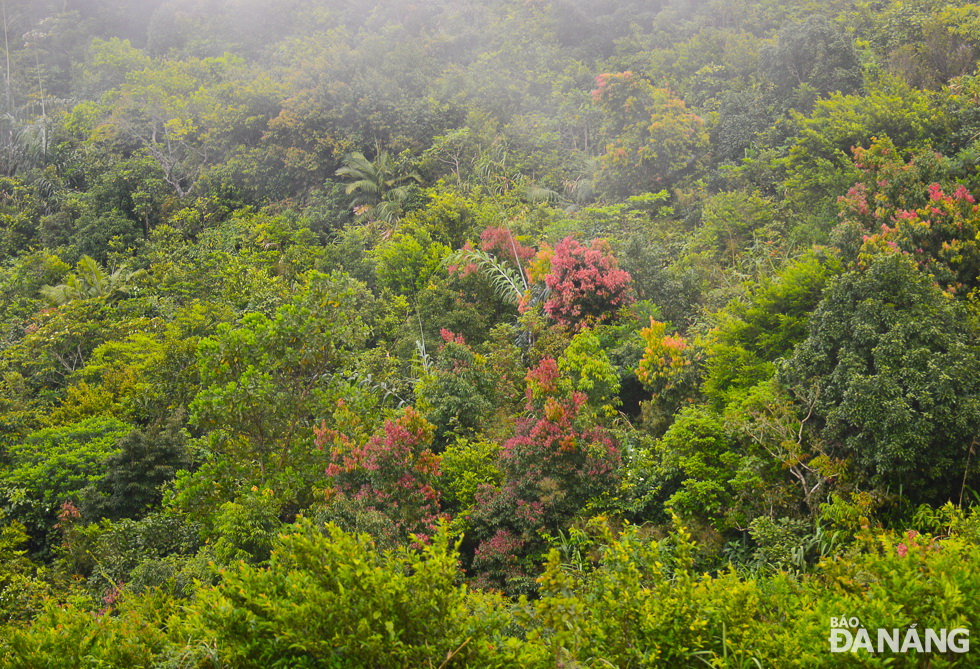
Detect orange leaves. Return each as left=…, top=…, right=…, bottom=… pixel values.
left=637, top=318, right=698, bottom=391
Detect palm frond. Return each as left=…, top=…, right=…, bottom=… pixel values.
left=39, top=284, right=70, bottom=306
left=446, top=247, right=526, bottom=305
left=525, top=184, right=571, bottom=207
left=39, top=256, right=138, bottom=306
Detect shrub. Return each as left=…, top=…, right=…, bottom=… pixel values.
left=182, top=520, right=515, bottom=668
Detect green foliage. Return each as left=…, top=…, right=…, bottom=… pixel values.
left=182, top=520, right=512, bottom=668
left=592, top=72, right=710, bottom=196
left=0, top=516, right=46, bottom=622
left=5, top=517, right=980, bottom=666
left=0, top=293, right=155, bottom=408
left=658, top=406, right=778, bottom=533
left=0, top=417, right=131, bottom=543
left=371, top=224, right=450, bottom=298
left=336, top=150, right=422, bottom=224
left=55, top=510, right=202, bottom=596
left=704, top=249, right=842, bottom=404
left=0, top=593, right=176, bottom=669
left=695, top=190, right=779, bottom=267
left=759, top=15, right=863, bottom=98
left=723, top=380, right=847, bottom=518
left=784, top=252, right=980, bottom=503
left=415, top=333, right=496, bottom=444
left=189, top=271, right=372, bottom=482
left=210, top=488, right=283, bottom=566
left=558, top=329, right=621, bottom=418
left=69, top=209, right=143, bottom=262
left=39, top=255, right=139, bottom=306
left=527, top=516, right=980, bottom=666
left=79, top=415, right=191, bottom=521
left=3, top=0, right=980, bottom=657
left=0, top=178, right=46, bottom=261
left=529, top=517, right=763, bottom=666
left=440, top=437, right=502, bottom=513
left=89, top=52, right=285, bottom=200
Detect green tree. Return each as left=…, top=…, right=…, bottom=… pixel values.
left=759, top=15, right=862, bottom=98
left=183, top=520, right=511, bottom=667
left=703, top=250, right=842, bottom=405
left=189, top=272, right=372, bottom=482
left=371, top=224, right=450, bottom=298
left=39, top=255, right=138, bottom=306
left=79, top=414, right=191, bottom=522
left=784, top=253, right=980, bottom=503
left=657, top=405, right=781, bottom=533
left=415, top=331, right=496, bottom=444
left=0, top=416, right=131, bottom=546
left=86, top=53, right=283, bottom=199
left=558, top=328, right=621, bottom=419
left=591, top=72, right=709, bottom=197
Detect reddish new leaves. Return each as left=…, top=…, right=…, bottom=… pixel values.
left=480, top=226, right=535, bottom=269
left=838, top=140, right=980, bottom=295
left=317, top=407, right=445, bottom=542
left=543, top=237, right=635, bottom=329
left=470, top=358, right=621, bottom=591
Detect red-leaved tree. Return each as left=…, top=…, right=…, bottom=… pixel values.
left=470, top=358, right=621, bottom=592
left=317, top=407, right=445, bottom=544
left=543, top=237, right=635, bottom=329
left=836, top=137, right=980, bottom=295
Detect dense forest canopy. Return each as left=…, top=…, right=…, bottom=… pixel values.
left=1, top=0, right=980, bottom=665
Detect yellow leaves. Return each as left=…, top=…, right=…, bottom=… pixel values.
left=526, top=244, right=553, bottom=284
left=636, top=318, right=698, bottom=391
left=543, top=397, right=566, bottom=423
left=163, top=117, right=197, bottom=141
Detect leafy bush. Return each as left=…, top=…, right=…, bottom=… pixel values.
left=415, top=330, right=496, bottom=444
left=181, top=520, right=515, bottom=668
left=0, top=417, right=131, bottom=546
left=318, top=407, right=445, bottom=545
left=471, top=359, right=621, bottom=592
left=784, top=252, right=980, bottom=503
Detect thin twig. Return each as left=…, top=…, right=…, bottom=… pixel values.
left=959, top=438, right=976, bottom=508
left=437, top=637, right=471, bottom=669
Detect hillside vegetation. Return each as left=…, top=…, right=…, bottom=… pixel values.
left=1, top=0, right=980, bottom=665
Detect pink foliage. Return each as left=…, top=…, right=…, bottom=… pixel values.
left=480, top=226, right=535, bottom=269
left=543, top=237, right=634, bottom=329
left=439, top=328, right=465, bottom=345
left=838, top=142, right=980, bottom=293
left=318, top=408, right=446, bottom=541
left=954, top=184, right=976, bottom=204
left=525, top=357, right=560, bottom=400
left=470, top=360, right=621, bottom=589
left=445, top=241, right=479, bottom=277
left=590, top=71, right=634, bottom=102
left=471, top=529, right=527, bottom=591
